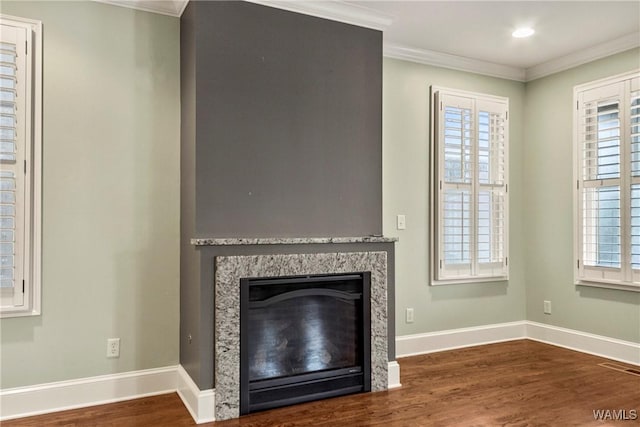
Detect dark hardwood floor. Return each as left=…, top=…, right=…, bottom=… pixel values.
left=4, top=340, right=639, bottom=426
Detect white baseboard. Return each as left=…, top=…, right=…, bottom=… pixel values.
left=387, top=361, right=401, bottom=389
left=526, top=321, right=640, bottom=366
left=4, top=322, right=637, bottom=422
left=0, top=365, right=178, bottom=421
left=175, top=362, right=401, bottom=422
left=396, top=321, right=527, bottom=358
left=395, top=321, right=640, bottom=366
left=176, top=366, right=215, bottom=424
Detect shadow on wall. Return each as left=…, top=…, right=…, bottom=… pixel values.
left=429, top=282, right=508, bottom=301
left=577, top=286, right=640, bottom=305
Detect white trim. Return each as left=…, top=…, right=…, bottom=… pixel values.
left=176, top=366, right=215, bottom=424
left=385, top=33, right=640, bottom=83
left=396, top=321, right=640, bottom=366
left=92, top=0, right=394, bottom=28
left=430, top=86, right=510, bottom=285
left=181, top=357, right=396, bottom=420
left=384, top=43, right=526, bottom=82
left=387, top=361, right=401, bottom=389
left=526, top=32, right=640, bottom=82
left=396, top=321, right=527, bottom=358
left=2, top=325, right=637, bottom=422
left=0, top=14, right=42, bottom=318
left=575, top=281, right=640, bottom=293
left=526, top=321, right=640, bottom=366
left=177, top=0, right=189, bottom=17
left=431, top=276, right=509, bottom=286
left=93, top=0, right=186, bottom=17
left=573, top=69, right=640, bottom=93
left=244, top=1, right=392, bottom=31
left=94, top=1, right=638, bottom=83
left=1, top=362, right=392, bottom=423
left=0, top=366, right=178, bottom=421
left=572, top=70, right=640, bottom=291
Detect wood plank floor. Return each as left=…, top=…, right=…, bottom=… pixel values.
left=4, top=340, right=639, bottom=426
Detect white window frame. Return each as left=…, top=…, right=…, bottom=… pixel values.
left=430, top=86, right=509, bottom=285
left=573, top=70, right=640, bottom=293
left=0, top=14, right=42, bottom=317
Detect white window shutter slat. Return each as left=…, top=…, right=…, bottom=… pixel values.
left=575, top=72, right=640, bottom=290
left=433, top=89, right=509, bottom=283
left=0, top=23, right=27, bottom=309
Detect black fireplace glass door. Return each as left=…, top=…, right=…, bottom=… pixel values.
left=248, top=290, right=361, bottom=381
left=240, top=273, right=371, bottom=414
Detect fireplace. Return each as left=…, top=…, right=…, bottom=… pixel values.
left=213, top=249, right=392, bottom=420
left=240, top=273, right=371, bottom=414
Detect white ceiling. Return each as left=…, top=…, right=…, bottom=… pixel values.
left=97, top=0, right=640, bottom=81
left=348, top=1, right=640, bottom=70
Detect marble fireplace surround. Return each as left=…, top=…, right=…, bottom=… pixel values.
left=213, top=248, right=390, bottom=421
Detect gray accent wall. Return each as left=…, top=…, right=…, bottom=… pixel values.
left=188, top=0, right=382, bottom=238
left=180, top=1, right=387, bottom=390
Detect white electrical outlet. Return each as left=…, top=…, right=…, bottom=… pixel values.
left=107, top=338, right=120, bottom=358
left=543, top=300, right=552, bottom=315
left=397, top=215, right=406, bottom=230
left=406, top=307, right=414, bottom=323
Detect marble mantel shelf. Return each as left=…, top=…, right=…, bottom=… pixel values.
left=191, top=236, right=399, bottom=246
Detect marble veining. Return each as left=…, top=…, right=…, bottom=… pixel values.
left=192, top=236, right=398, bottom=246
left=214, top=251, right=388, bottom=421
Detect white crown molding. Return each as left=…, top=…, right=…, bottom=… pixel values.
left=93, top=0, right=393, bottom=27
left=93, top=0, right=187, bottom=17
left=384, top=43, right=527, bottom=82
left=526, top=32, right=640, bottom=82
left=91, top=1, right=636, bottom=83
left=244, top=1, right=393, bottom=31
left=177, top=0, right=189, bottom=17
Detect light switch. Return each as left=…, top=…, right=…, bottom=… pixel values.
left=396, top=214, right=406, bottom=230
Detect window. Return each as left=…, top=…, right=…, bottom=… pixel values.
left=0, top=15, right=42, bottom=317
left=430, top=87, right=509, bottom=285
left=574, top=71, right=640, bottom=292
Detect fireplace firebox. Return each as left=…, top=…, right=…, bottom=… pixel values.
left=240, top=272, right=371, bottom=414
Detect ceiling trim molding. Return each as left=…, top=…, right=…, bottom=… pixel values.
left=525, top=32, right=640, bottom=81
left=243, top=1, right=393, bottom=31
left=177, top=0, right=189, bottom=17
left=383, top=43, right=526, bottom=82
left=93, top=0, right=185, bottom=17
left=92, top=0, right=638, bottom=84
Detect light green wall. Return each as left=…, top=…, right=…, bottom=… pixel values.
left=384, top=50, right=640, bottom=343
left=0, top=0, right=636, bottom=391
left=524, top=49, right=640, bottom=342
left=0, top=1, right=180, bottom=388
left=383, top=58, right=527, bottom=335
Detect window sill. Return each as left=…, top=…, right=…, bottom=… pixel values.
left=431, top=276, right=509, bottom=286
left=0, top=307, right=40, bottom=319
left=575, top=280, right=640, bottom=293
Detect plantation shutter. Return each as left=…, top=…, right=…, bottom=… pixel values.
left=577, top=81, right=623, bottom=284
left=630, top=77, right=640, bottom=285
left=576, top=74, right=640, bottom=289
left=0, top=23, right=27, bottom=308
left=476, top=99, right=508, bottom=277
left=434, top=90, right=508, bottom=282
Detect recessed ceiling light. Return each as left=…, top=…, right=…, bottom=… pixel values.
left=512, top=27, right=535, bottom=38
